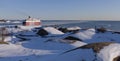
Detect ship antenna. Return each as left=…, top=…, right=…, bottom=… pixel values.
left=28, top=16, right=31, bottom=18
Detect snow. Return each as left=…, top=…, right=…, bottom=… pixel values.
left=1, top=26, right=120, bottom=61
left=12, top=21, right=21, bottom=23
left=0, top=26, right=88, bottom=61
left=20, top=31, right=37, bottom=35
left=19, top=26, right=41, bottom=30
left=44, top=27, right=64, bottom=35
left=0, top=28, right=85, bottom=61
left=67, top=26, right=81, bottom=30
left=0, top=44, right=52, bottom=57
left=66, top=28, right=120, bottom=44
left=98, top=43, right=120, bottom=61
left=56, top=49, right=96, bottom=61
left=70, top=41, right=87, bottom=47
left=71, top=28, right=96, bottom=40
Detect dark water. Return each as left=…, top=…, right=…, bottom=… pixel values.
left=42, top=20, right=120, bottom=31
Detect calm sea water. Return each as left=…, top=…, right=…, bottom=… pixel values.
left=42, top=20, right=120, bottom=31
left=0, top=20, right=120, bottom=31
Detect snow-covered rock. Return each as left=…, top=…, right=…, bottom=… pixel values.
left=44, top=27, right=64, bottom=35
left=98, top=43, right=120, bottom=61
left=1, top=25, right=120, bottom=61
left=71, top=28, right=96, bottom=41
left=37, top=27, right=64, bottom=37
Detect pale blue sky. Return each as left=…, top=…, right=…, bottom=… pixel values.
left=0, top=0, right=120, bottom=20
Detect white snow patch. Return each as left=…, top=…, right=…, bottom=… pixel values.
left=71, top=28, right=96, bottom=40
left=19, top=26, right=41, bottom=30
left=44, top=27, right=64, bottom=34
left=67, top=26, right=81, bottom=30
left=71, top=41, right=87, bottom=47
left=98, top=43, right=120, bottom=61
left=4, top=36, right=12, bottom=42
left=0, top=44, right=52, bottom=57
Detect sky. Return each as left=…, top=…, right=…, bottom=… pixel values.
left=0, top=0, right=120, bottom=20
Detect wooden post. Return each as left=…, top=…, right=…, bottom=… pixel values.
left=1, top=28, right=4, bottom=42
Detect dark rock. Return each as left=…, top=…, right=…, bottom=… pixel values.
left=113, top=56, right=120, bottom=61
left=37, top=29, right=49, bottom=37
left=113, top=32, right=120, bottom=34
left=58, top=27, right=80, bottom=33
left=96, top=27, right=107, bottom=33
left=63, top=42, right=114, bottom=54
left=58, top=27, right=68, bottom=33
left=80, top=42, right=114, bottom=53
left=64, top=36, right=82, bottom=41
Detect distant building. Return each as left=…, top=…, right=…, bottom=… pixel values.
left=23, top=16, right=41, bottom=26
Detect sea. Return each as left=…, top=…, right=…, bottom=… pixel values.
left=0, top=20, right=120, bottom=31
left=42, top=20, right=120, bottom=31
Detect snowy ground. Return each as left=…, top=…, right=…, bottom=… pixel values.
left=0, top=26, right=120, bottom=61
